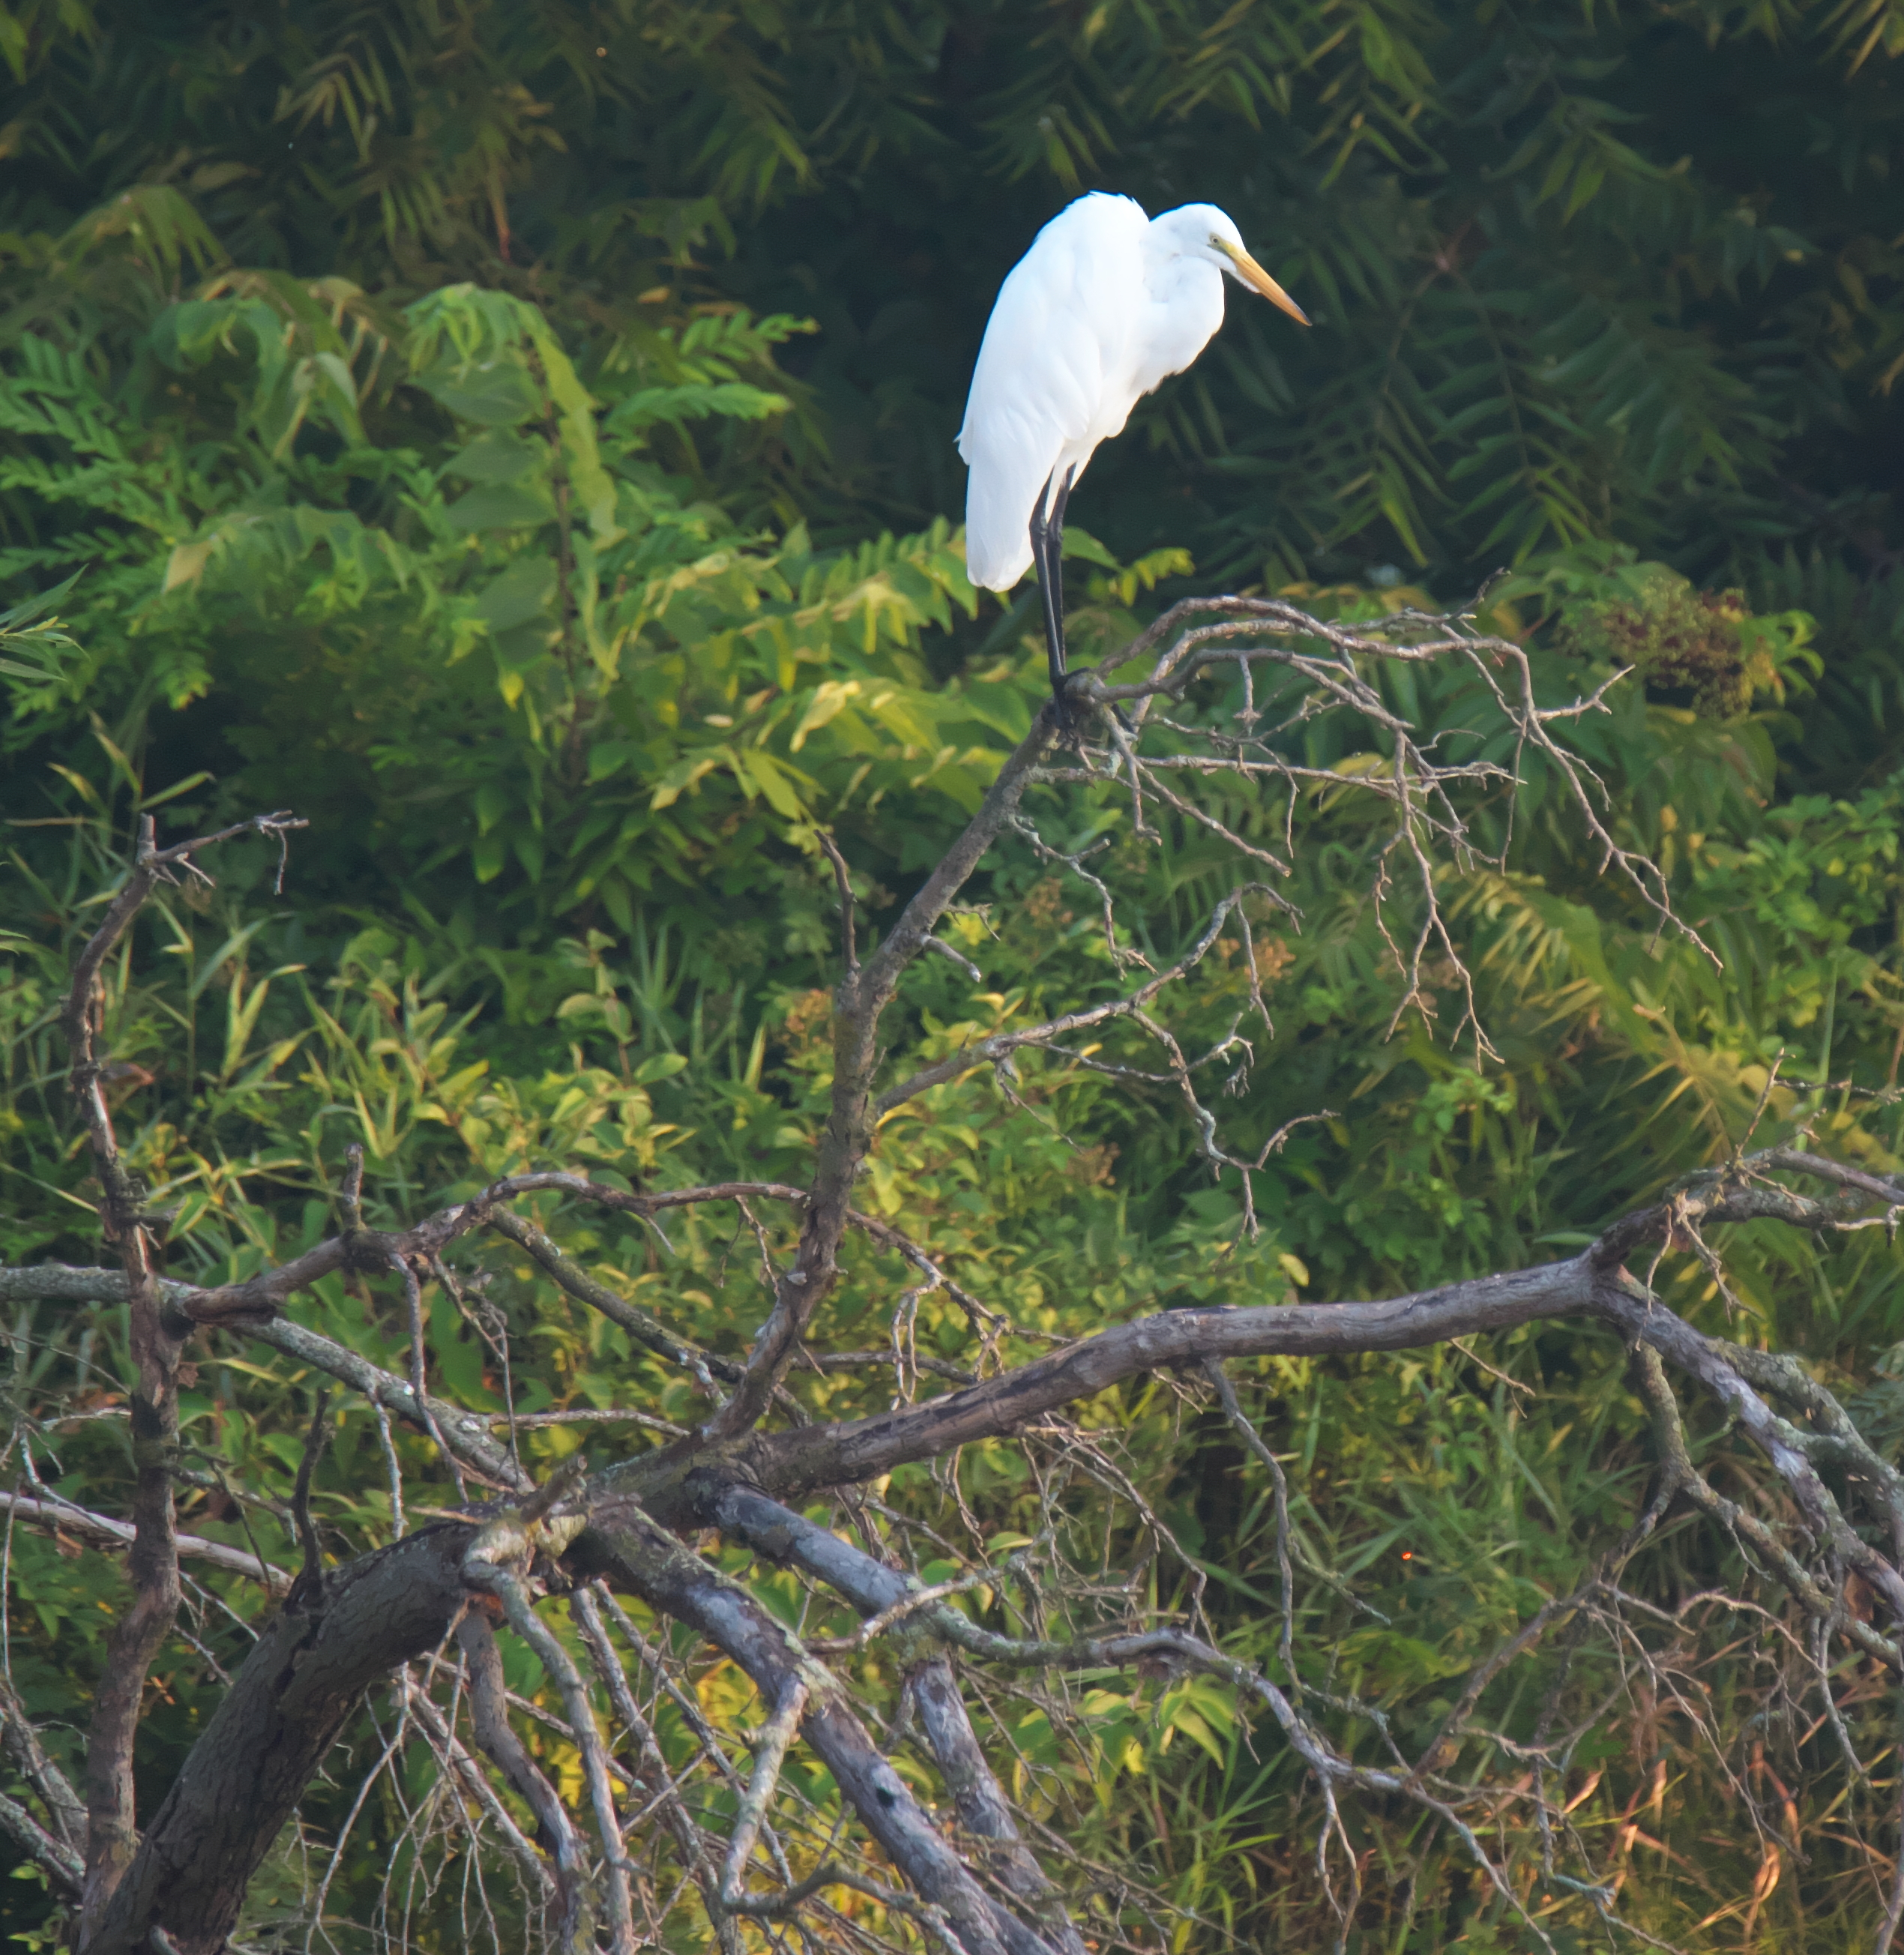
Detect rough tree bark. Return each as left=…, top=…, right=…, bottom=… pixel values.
left=81, top=1528, right=472, bottom=1955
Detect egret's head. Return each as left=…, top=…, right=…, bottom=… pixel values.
left=1162, top=203, right=1309, bottom=327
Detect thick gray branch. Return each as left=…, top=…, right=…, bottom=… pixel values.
left=459, top=1609, right=588, bottom=1948
left=714, top=1489, right=1082, bottom=1947
left=741, top=1258, right=1597, bottom=1498
left=578, top=1498, right=1055, bottom=1955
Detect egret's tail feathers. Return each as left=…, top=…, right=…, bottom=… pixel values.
left=965, top=527, right=1034, bottom=591
left=962, top=456, right=1043, bottom=591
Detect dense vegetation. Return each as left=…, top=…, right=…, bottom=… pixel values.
left=4, top=1, right=1904, bottom=1949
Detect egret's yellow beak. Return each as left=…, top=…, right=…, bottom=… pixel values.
left=1217, top=240, right=1310, bottom=326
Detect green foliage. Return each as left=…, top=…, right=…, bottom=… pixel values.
left=10, top=527, right=1904, bottom=1947
left=0, top=569, right=76, bottom=686
left=0, top=271, right=1016, bottom=960
left=0, top=0, right=1897, bottom=600
left=1550, top=561, right=1815, bottom=723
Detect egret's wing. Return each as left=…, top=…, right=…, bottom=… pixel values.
left=957, top=195, right=1146, bottom=590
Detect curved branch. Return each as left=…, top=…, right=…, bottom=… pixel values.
left=740, top=1257, right=1597, bottom=1500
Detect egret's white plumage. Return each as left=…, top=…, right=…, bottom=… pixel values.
left=957, top=194, right=1307, bottom=594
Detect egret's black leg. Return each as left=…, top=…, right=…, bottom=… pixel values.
left=1046, top=463, right=1075, bottom=544
left=1028, top=467, right=1079, bottom=722
left=1028, top=470, right=1067, bottom=708
left=1046, top=466, right=1076, bottom=705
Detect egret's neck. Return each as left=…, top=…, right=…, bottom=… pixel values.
left=1136, top=243, right=1226, bottom=392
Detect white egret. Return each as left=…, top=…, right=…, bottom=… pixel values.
left=956, top=193, right=1308, bottom=711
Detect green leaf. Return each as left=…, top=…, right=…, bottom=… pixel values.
left=446, top=483, right=557, bottom=531
left=447, top=430, right=549, bottom=484
left=418, top=359, right=544, bottom=427
left=475, top=557, right=558, bottom=633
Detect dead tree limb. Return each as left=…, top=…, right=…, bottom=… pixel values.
left=711, top=703, right=1066, bottom=1439
left=53, top=810, right=304, bottom=1936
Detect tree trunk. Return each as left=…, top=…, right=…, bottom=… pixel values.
left=80, top=1525, right=472, bottom=1955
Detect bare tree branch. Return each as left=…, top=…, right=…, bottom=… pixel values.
left=0, top=1490, right=290, bottom=1595
left=458, top=1609, right=590, bottom=1948
left=712, top=704, right=1064, bottom=1440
